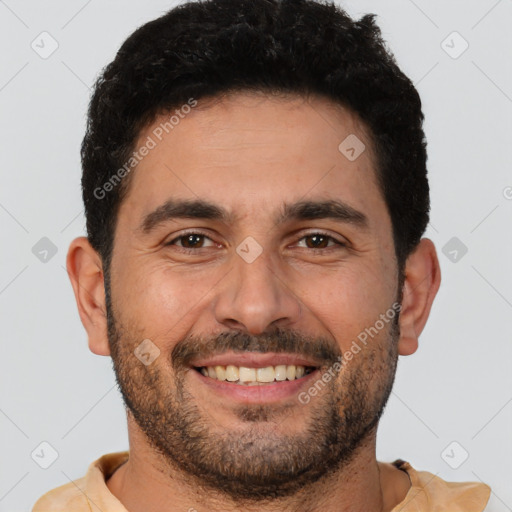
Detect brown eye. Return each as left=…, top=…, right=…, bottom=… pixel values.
left=180, top=234, right=205, bottom=248
left=304, top=234, right=329, bottom=249
left=297, top=233, right=344, bottom=249
left=167, top=232, right=216, bottom=249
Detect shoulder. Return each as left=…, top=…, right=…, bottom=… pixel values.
left=31, top=451, right=129, bottom=512
left=388, top=459, right=491, bottom=512
left=31, top=478, right=89, bottom=512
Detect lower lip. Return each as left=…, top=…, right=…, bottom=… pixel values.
left=190, top=368, right=320, bottom=404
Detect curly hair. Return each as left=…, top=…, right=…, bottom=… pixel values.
left=81, top=0, right=429, bottom=277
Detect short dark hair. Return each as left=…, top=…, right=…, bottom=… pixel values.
left=81, top=0, right=429, bottom=277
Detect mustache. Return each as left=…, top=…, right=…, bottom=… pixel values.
left=171, top=327, right=342, bottom=370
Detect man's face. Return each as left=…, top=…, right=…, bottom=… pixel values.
left=106, top=92, right=401, bottom=500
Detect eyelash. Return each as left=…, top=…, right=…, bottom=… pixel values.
left=166, top=229, right=347, bottom=253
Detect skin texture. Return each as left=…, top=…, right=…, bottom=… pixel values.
left=67, top=92, right=441, bottom=512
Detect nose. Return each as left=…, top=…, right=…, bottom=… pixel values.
left=212, top=248, right=302, bottom=335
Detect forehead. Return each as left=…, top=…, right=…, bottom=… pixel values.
left=120, top=92, right=388, bottom=231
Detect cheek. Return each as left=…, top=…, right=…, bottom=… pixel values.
left=297, top=261, right=396, bottom=351
left=113, top=260, right=222, bottom=333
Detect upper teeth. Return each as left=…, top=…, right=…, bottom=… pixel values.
left=199, top=364, right=310, bottom=384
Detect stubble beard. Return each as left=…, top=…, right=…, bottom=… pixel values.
left=105, top=289, right=400, bottom=502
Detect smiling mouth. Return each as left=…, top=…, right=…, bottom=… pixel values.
left=194, top=364, right=317, bottom=385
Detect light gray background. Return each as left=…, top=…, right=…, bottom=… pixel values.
left=1, top=1, right=511, bottom=510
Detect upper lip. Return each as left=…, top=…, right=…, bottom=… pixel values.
left=190, top=351, right=321, bottom=369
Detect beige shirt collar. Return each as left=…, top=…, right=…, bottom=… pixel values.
left=32, top=451, right=491, bottom=512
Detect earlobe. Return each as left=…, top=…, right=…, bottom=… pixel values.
left=66, top=237, right=111, bottom=356
left=397, top=238, right=441, bottom=356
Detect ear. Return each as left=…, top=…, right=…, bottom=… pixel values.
left=66, top=237, right=111, bottom=356
left=397, top=238, right=441, bottom=356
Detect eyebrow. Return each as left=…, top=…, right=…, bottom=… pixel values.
left=139, top=198, right=369, bottom=234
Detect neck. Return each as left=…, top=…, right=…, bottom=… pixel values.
left=106, top=416, right=409, bottom=512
